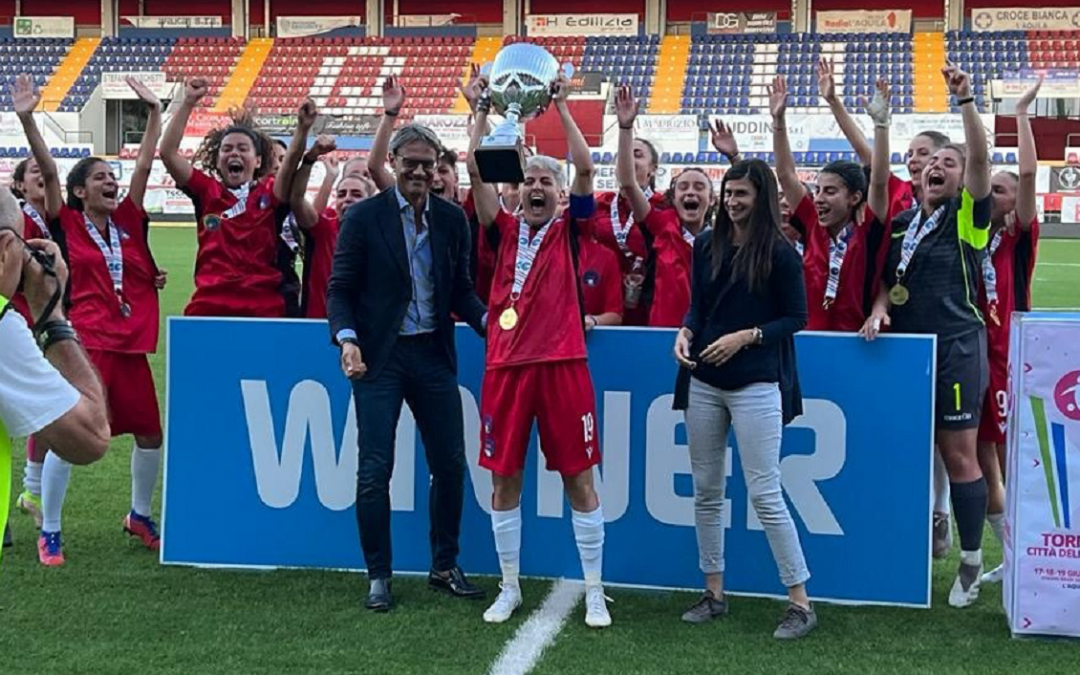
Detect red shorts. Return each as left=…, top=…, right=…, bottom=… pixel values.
left=480, top=360, right=600, bottom=477
left=978, top=359, right=1008, bottom=445
left=87, top=350, right=163, bottom=438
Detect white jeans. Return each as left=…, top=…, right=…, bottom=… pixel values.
left=685, top=378, right=811, bottom=588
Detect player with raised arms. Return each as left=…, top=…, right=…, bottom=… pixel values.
left=861, top=63, right=993, bottom=608
left=615, top=85, right=711, bottom=328
left=289, top=133, right=374, bottom=318
left=979, top=77, right=1042, bottom=583
left=29, top=77, right=166, bottom=565
left=9, top=73, right=68, bottom=531
left=467, top=75, right=611, bottom=628
left=159, top=78, right=308, bottom=317
left=772, top=75, right=894, bottom=331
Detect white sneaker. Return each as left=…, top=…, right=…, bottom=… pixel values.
left=584, top=584, right=612, bottom=628
left=948, top=552, right=983, bottom=608
left=483, top=583, right=522, bottom=624
left=981, top=563, right=1005, bottom=584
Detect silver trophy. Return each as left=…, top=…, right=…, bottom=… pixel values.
left=476, top=43, right=573, bottom=184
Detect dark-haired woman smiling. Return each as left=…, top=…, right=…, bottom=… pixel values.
left=673, top=159, right=813, bottom=639
left=862, top=64, right=993, bottom=609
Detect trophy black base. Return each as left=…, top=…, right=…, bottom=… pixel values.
left=475, top=144, right=525, bottom=185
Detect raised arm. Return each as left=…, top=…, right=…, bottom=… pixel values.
left=552, top=75, right=594, bottom=196
left=1014, top=77, right=1041, bottom=228
left=819, top=58, right=873, bottom=165
left=369, top=76, right=403, bottom=192
left=160, top=78, right=208, bottom=189
left=125, top=77, right=163, bottom=211
left=770, top=76, right=807, bottom=208
left=866, top=79, right=892, bottom=222
left=710, top=119, right=741, bottom=165
left=312, top=154, right=338, bottom=214
left=945, top=64, right=989, bottom=200
left=614, top=85, right=651, bottom=220
left=465, top=101, right=499, bottom=227
left=291, top=135, right=336, bottom=230
left=273, top=99, right=317, bottom=204
left=13, top=75, right=62, bottom=218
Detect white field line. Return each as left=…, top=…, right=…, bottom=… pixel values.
left=488, top=579, right=584, bottom=675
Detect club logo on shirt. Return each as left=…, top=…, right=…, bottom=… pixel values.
left=583, top=269, right=600, bottom=287
left=203, top=214, right=222, bottom=231
left=259, top=194, right=271, bottom=210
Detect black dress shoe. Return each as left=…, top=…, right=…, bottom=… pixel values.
left=365, top=578, right=393, bottom=611
left=429, top=566, right=486, bottom=599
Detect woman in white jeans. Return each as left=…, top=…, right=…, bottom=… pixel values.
left=673, top=159, right=813, bottom=640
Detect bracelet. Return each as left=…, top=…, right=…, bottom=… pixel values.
left=956, top=96, right=975, bottom=106
left=38, top=320, right=79, bottom=352
left=385, top=109, right=399, bottom=118
left=619, top=124, right=633, bottom=130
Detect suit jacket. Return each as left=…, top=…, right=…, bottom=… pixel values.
left=326, top=188, right=487, bottom=379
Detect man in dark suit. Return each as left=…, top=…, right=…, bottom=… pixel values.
left=327, top=123, right=487, bottom=611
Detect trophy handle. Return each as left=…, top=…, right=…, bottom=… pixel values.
left=480, top=62, right=493, bottom=77
left=561, top=62, right=575, bottom=79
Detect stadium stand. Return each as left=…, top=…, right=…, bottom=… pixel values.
left=0, top=38, right=74, bottom=111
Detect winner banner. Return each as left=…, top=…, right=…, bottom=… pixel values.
left=163, top=321, right=934, bottom=607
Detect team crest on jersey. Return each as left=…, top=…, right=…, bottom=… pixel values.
left=583, top=269, right=600, bottom=287
left=258, top=193, right=271, bottom=210
left=203, top=214, right=222, bottom=231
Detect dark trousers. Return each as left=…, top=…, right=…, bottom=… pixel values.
left=352, top=333, right=466, bottom=580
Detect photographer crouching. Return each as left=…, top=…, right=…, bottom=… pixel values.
left=0, top=187, right=110, bottom=559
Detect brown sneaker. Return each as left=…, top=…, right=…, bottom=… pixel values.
left=681, top=590, right=728, bottom=624
left=773, top=603, right=817, bottom=640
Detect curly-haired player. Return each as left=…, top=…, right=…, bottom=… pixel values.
left=160, top=78, right=306, bottom=317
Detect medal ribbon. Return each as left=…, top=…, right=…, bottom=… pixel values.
left=610, top=187, right=653, bottom=252
left=824, top=224, right=855, bottom=306
left=223, top=182, right=252, bottom=220
left=896, top=204, right=947, bottom=280
left=511, top=216, right=554, bottom=302
left=982, top=229, right=1004, bottom=306
left=21, top=202, right=50, bottom=240
left=282, top=212, right=300, bottom=254
left=82, top=213, right=126, bottom=313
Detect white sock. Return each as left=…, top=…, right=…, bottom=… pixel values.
left=988, top=512, right=1005, bottom=545
left=933, top=448, right=951, bottom=515
left=41, top=452, right=73, bottom=533
left=131, top=444, right=162, bottom=517
left=491, top=506, right=522, bottom=588
left=572, top=505, right=605, bottom=586
left=960, top=548, right=983, bottom=567
left=23, top=460, right=43, bottom=496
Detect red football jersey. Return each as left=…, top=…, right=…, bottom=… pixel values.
left=591, top=191, right=656, bottom=270
left=462, top=190, right=497, bottom=304
left=885, top=174, right=915, bottom=220
left=181, top=169, right=294, bottom=317
left=641, top=207, right=693, bottom=328
left=11, top=207, right=59, bottom=323
left=486, top=209, right=587, bottom=369
left=302, top=209, right=340, bottom=319
left=57, top=200, right=159, bottom=353
left=795, top=194, right=888, bottom=332
left=981, top=219, right=1040, bottom=365
left=578, top=236, right=623, bottom=317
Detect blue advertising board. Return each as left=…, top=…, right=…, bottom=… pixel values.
left=163, top=319, right=934, bottom=606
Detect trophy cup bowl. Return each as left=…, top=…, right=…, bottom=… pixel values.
left=475, top=43, right=571, bottom=184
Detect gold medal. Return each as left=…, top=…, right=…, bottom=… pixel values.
left=499, top=306, right=519, bottom=330
left=889, top=283, right=910, bottom=306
